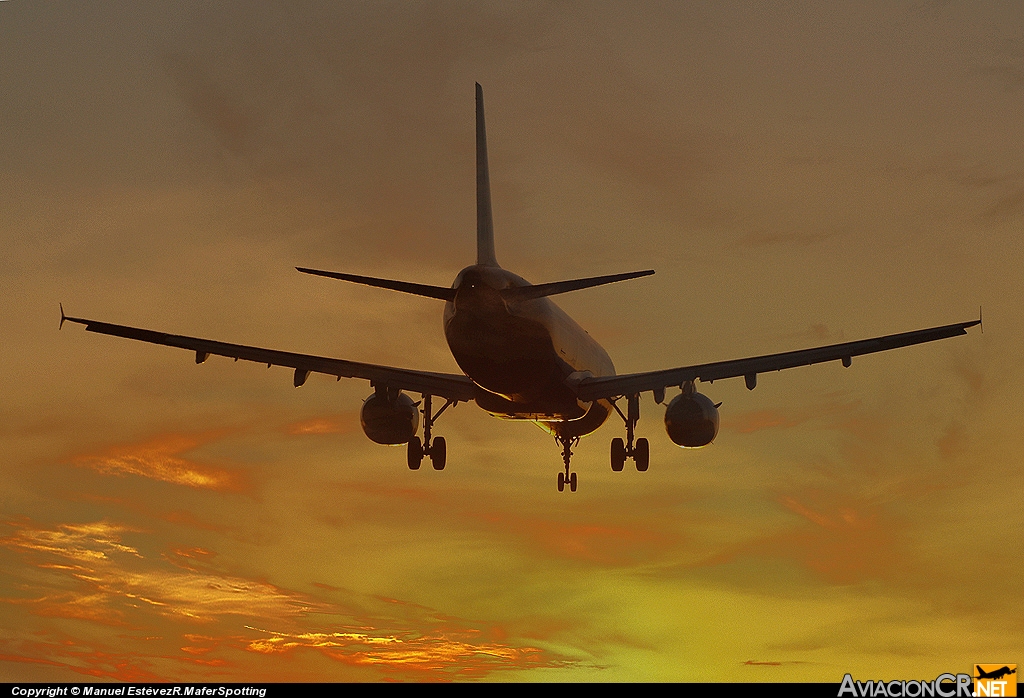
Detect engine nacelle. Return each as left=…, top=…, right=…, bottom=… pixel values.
left=664, top=392, right=719, bottom=448
left=360, top=392, right=420, bottom=445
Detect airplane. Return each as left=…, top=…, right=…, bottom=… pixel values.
left=61, top=84, right=981, bottom=492
left=975, top=666, right=1016, bottom=681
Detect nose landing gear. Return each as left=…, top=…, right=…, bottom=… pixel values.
left=610, top=394, right=650, bottom=472
left=407, top=394, right=453, bottom=471
left=556, top=435, right=579, bottom=492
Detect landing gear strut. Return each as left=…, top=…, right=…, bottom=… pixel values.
left=407, top=394, right=453, bottom=471
left=556, top=435, right=579, bottom=492
left=611, top=393, right=650, bottom=472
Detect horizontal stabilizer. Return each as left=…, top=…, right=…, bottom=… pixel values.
left=502, top=270, right=654, bottom=302
left=296, top=267, right=456, bottom=301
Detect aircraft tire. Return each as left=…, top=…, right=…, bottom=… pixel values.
left=569, top=472, right=577, bottom=492
left=407, top=436, right=422, bottom=470
left=557, top=472, right=565, bottom=492
left=635, top=438, right=650, bottom=472
left=430, top=436, right=447, bottom=471
left=611, top=438, right=626, bottom=471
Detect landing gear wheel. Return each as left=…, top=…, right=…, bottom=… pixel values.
left=610, top=438, right=626, bottom=472
left=634, top=437, right=650, bottom=472
left=407, top=436, right=423, bottom=470
left=430, top=436, right=446, bottom=471
left=569, top=471, right=577, bottom=492
left=557, top=471, right=565, bottom=492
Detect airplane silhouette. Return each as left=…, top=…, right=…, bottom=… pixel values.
left=61, top=84, right=981, bottom=492
left=976, top=666, right=1016, bottom=681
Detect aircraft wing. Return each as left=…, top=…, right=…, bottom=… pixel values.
left=60, top=311, right=478, bottom=402
left=574, top=319, right=981, bottom=402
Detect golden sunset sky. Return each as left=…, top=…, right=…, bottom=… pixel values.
left=1, top=0, right=1020, bottom=681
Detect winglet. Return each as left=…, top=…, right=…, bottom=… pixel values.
left=980, top=305, right=983, bottom=334
left=59, top=303, right=66, bottom=330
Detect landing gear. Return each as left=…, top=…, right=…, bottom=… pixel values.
left=610, top=394, right=650, bottom=472
left=406, top=394, right=454, bottom=471
left=556, top=435, right=580, bottom=492
left=407, top=436, right=422, bottom=470
left=557, top=470, right=578, bottom=492
left=430, top=436, right=446, bottom=471
left=611, top=438, right=625, bottom=471
left=634, top=437, right=649, bottom=472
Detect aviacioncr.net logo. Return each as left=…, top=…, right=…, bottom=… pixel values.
left=838, top=673, right=973, bottom=698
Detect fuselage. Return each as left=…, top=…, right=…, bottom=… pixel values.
left=443, top=264, right=615, bottom=438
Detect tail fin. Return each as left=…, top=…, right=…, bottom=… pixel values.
left=476, top=83, right=498, bottom=267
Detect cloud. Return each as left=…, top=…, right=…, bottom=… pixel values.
left=285, top=414, right=358, bottom=436
left=981, top=186, right=1024, bottom=220
left=696, top=488, right=907, bottom=586
left=0, top=518, right=315, bottom=624
left=723, top=409, right=808, bottom=434
left=722, top=397, right=861, bottom=435
left=1, top=520, right=140, bottom=562
left=777, top=323, right=845, bottom=345
left=241, top=625, right=560, bottom=679
left=730, top=230, right=836, bottom=249
left=0, top=632, right=166, bottom=681
left=164, top=53, right=255, bottom=156
left=71, top=432, right=245, bottom=491
left=977, top=65, right=1024, bottom=91
left=0, top=516, right=574, bottom=680
left=326, top=481, right=678, bottom=567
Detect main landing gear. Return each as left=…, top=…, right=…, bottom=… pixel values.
left=610, top=394, right=650, bottom=472
left=407, top=394, right=453, bottom=471
left=553, top=394, right=649, bottom=492
left=556, top=435, right=579, bottom=492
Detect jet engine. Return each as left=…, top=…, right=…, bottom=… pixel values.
left=664, top=391, right=719, bottom=447
left=360, top=391, right=420, bottom=445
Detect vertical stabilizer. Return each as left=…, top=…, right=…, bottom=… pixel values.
left=476, top=83, right=498, bottom=267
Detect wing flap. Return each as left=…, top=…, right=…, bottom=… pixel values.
left=63, top=314, right=477, bottom=401
left=575, top=319, right=980, bottom=401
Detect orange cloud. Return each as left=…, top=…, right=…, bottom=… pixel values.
left=1, top=519, right=318, bottom=624
left=1, top=520, right=140, bottom=561
left=699, top=489, right=906, bottom=585
left=722, top=398, right=864, bottom=435
left=32, top=592, right=129, bottom=626
left=286, top=414, right=358, bottom=435
left=724, top=409, right=806, bottom=434
left=508, top=519, right=673, bottom=566
left=0, top=516, right=571, bottom=680
left=71, top=432, right=244, bottom=491
left=328, top=481, right=676, bottom=566
left=776, top=492, right=898, bottom=577
left=0, top=631, right=167, bottom=681
left=241, top=625, right=562, bottom=678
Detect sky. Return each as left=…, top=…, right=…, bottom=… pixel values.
left=1, top=0, right=1021, bottom=682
